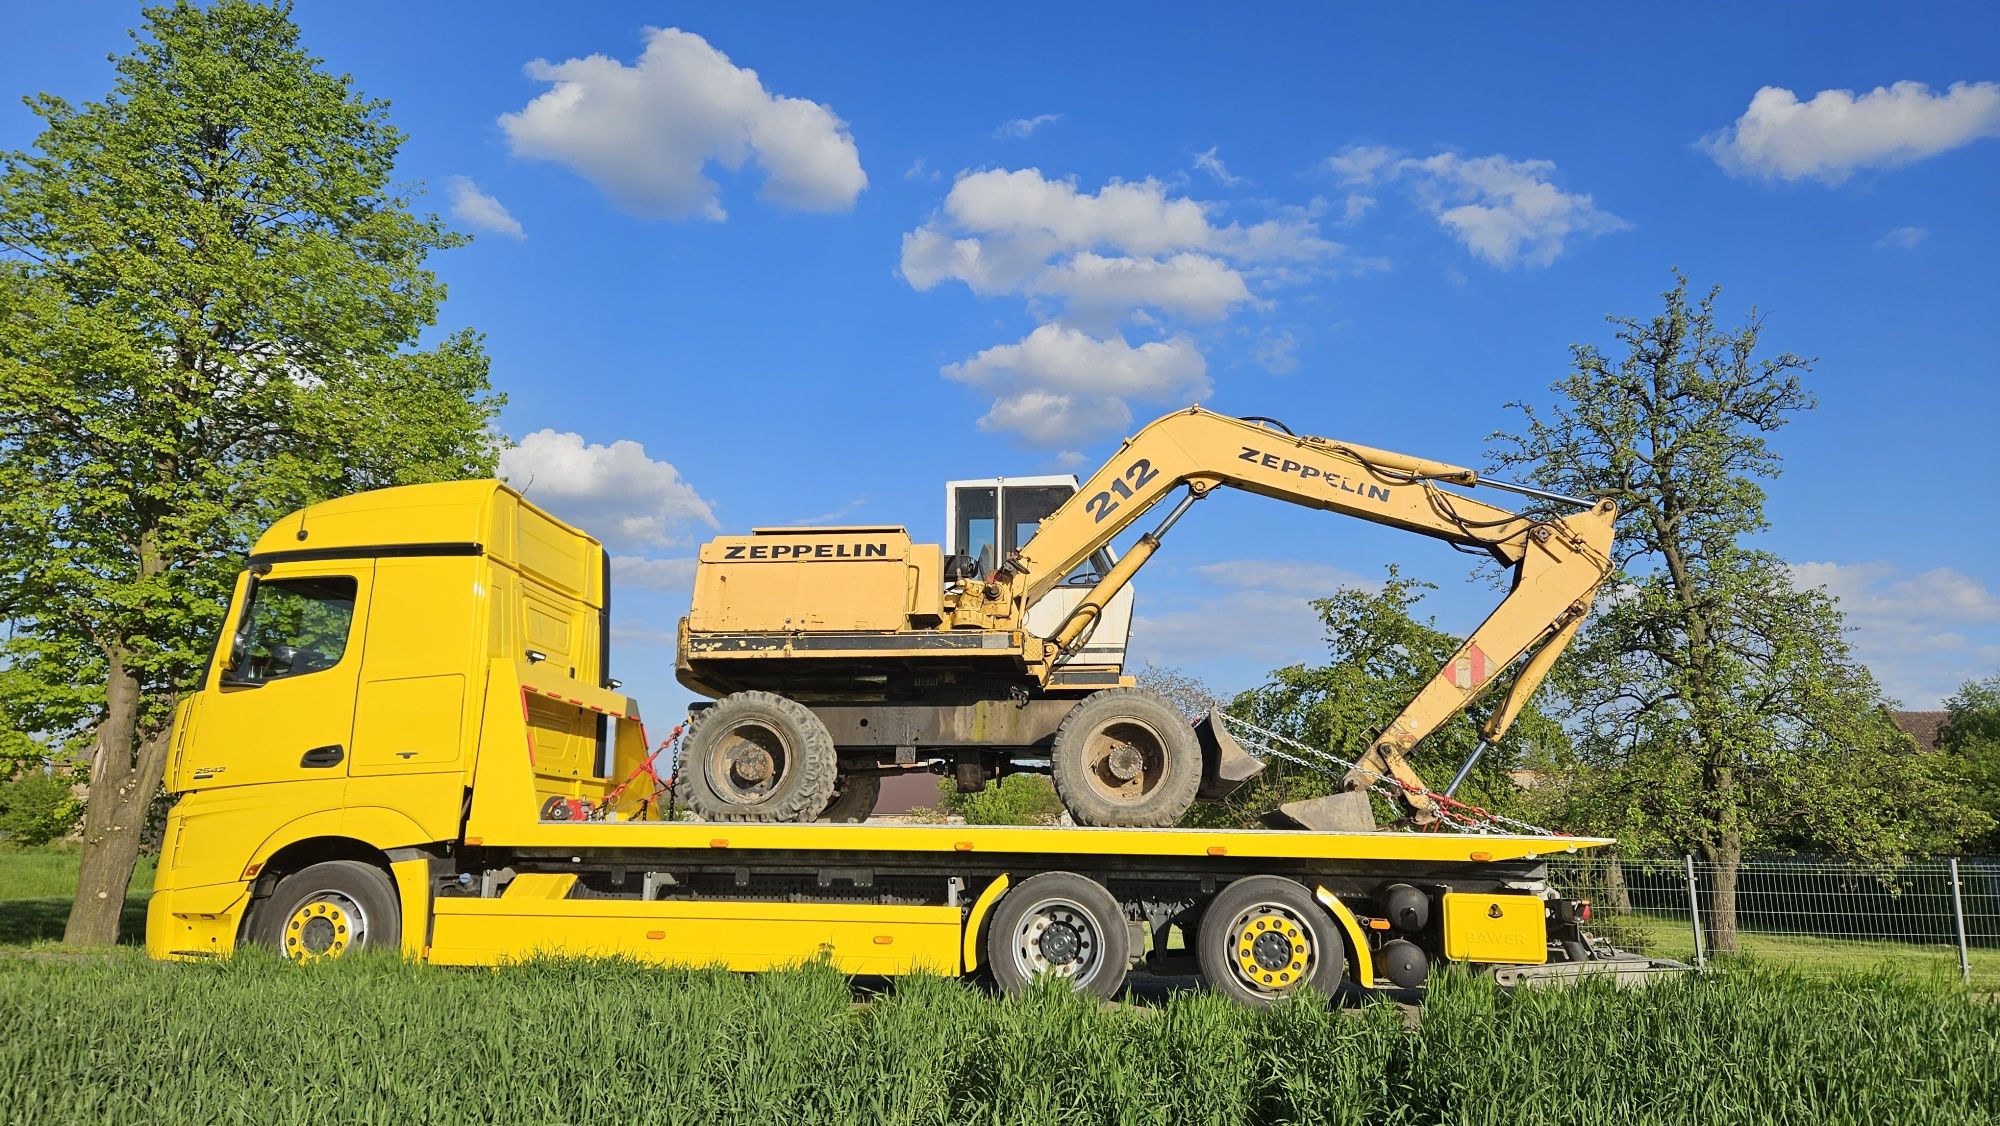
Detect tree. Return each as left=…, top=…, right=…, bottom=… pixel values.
left=1939, top=675, right=2000, bottom=854
left=1196, top=567, right=1570, bottom=829
left=1134, top=661, right=1225, bottom=719
left=1491, top=273, right=1982, bottom=953
left=0, top=1, right=502, bottom=944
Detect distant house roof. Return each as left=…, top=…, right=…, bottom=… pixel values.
left=1892, top=710, right=1949, bottom=750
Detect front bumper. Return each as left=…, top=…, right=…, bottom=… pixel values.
left=145, top=880, right=251, bottom=960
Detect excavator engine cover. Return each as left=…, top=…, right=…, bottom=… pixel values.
left=1192, top=708, right=1266, bottom=799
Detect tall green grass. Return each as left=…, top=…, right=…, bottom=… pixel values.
left=1, top=954, right=1992, bottom=1125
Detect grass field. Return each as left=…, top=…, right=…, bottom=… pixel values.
left=1599, top=909, right=2000, bottom=985
left=0, top=845, right=152, bottom=945
left=3, top=848, right=1996, bottom=1124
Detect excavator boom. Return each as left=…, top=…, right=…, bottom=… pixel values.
left=1008, top=407, right=1617, bottom=823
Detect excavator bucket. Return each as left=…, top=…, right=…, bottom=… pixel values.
left=1261, top=791, right=1379, bottom=833
left=1193, top=708, right=1266, bottom=799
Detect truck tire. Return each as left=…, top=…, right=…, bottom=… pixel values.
left=816, top=771, right=881, bottom=823
left=681, top=691, right=838, bottom=822
left=1196, top=875, right=1347, bottom=1008
left=248, top=859, right=402, bottom=962
left=1049, top=688, right=1202, bottom=827
left=984, top=871, right=1130, bottom=999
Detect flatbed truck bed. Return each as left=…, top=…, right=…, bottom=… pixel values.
left=147, top=481, right=1621, bottom=1004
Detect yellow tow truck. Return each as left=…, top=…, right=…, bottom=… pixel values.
left=148, top=414, right=1636, bottom=1004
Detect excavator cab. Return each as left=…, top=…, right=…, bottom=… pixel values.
left=944, top=475, right=1133, bottom=671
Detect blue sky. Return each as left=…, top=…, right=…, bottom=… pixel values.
left=6, top=3, right=1998, bottom=715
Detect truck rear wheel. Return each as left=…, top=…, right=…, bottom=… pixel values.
left=1049, top=688, right=1202, bottom=827
left=681, top=691, right=838, bottom=822
left=249, top=860, right=401, bottom=962
left=1196, top=876, right=1346, bottom=1008
left=985, top=871, right=1130, bottom=999
left=816, top=770, right=881, bottom=823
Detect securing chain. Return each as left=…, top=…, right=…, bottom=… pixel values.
left=1212, top=712, right=1557, bottom=837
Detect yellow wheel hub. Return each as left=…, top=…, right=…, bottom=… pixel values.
left=284, top=899, right=354, bottom=961
left=1234, top=911, right=1310, bottom=990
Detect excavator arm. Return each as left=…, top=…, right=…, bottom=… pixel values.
left=1006, top=406, right=1617, bottom=825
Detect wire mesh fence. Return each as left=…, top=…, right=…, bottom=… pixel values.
left=1544, top=855, right=2000, bottom=987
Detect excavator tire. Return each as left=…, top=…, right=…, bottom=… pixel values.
left=1050, top=687, right=1202, bottom=828
left=816, top=770, right=882, bottom=823
left=680, top=691, right=838, bottom=823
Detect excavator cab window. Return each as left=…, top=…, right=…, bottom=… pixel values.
left=953, top=485, right=998, bottom=576
left=946, top=477, right=1111, bottom=585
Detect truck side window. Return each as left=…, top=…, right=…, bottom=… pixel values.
left=226, top=577, right=358, bottom=685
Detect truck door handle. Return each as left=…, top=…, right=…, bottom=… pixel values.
left=300, top=745, right=345, bottom=768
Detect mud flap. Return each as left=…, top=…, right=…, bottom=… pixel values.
left=1193, top=708, right=1266, bottom=799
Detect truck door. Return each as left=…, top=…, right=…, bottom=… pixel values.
left=180, top=563, right=372, bottom=790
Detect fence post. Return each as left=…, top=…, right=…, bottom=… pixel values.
left=1949, top=857, right=1971, bottom=986
left=1685, top=854, right=1707, bottom=969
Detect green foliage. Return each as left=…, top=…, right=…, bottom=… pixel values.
left=0, top=0, right=503, bottom=749
left=1191, top=567, right=1566, bottom=828
left=0, top=1, right=503, bottom=938
left=1490, top=274, right=1986, bottom=875
left=937, top=774, right=1067, bottom=826
left=0, top=770, right=81, bottom=845
left=0, top=955, right=1994, bottom=1125
left=1940, top=674, right=2000, bottom=853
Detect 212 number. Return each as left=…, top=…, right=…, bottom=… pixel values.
left=1083, top=459, right=1160, bottom=523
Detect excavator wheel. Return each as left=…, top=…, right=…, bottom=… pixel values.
left=816, top=770, right=882, bottom=823
left=680, top=691, right=838, bottom=823
left=1049, top=687, right=1202, bottom=827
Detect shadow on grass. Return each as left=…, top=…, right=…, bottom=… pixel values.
left=0, top=896, right=149, bottom=946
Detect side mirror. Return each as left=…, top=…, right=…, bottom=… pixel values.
left=218, top=573, right=260, bottom=686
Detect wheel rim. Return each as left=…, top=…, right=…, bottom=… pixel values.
left=1008, top=896, right=1106, bottom=984
left=706, top=720, right=789, bottom=805
left=1223, top=902, right=1317, bottom=994
left=282, top=890, right=368, bottom=961
left=1080, top=718, right=1168, bottom=808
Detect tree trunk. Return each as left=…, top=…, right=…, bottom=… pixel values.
left=63, top=647, right=172, bottom=946
left=1600, top=856, right=1633, bottom=912
left=1698, top=835, right=1742, bottom=956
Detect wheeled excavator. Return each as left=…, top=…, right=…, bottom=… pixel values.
left=674, top=406, right=1616, bottom=828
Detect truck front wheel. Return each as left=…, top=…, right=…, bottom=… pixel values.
left=249, top=860, right=401, bottom=962
left=680, top=692, right=838, bottom=822
left=1049, top=688, right=1202, bottom=827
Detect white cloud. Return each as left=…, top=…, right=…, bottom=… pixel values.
left=944, top=325, right=1210, bottom=446
left=1252, top=329, right=1299, bottom=375
left=1131, top=560, right=1378, bottom=680
left=994, top=113, right=1061, bottom=139
left=1877, top=225, right=1929, bottom=250
left=901, top=168, right=1342, bottom=444
left=1702, top=81, right=2000, bottom=184
left=1791, top=560, right=2000, bottom=707
left=1193, top=146, right=1248, bottom=187
left=1338, top=192, right=1375, bottom=227
left=500, top=429, right=718, bottom=550
left=447, top=176, right=525, bottom=239
left=499, top=27, right=866, bottom=220
left=903, top=157, right=939, bottom=182
left=1029, top=251, right=1257, bottom=326
left=611, top=555, right=697, bottom=591
left=1324, top=145, right=1626, bottom=267
left=1401, top=154, right=1628, bottom=268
